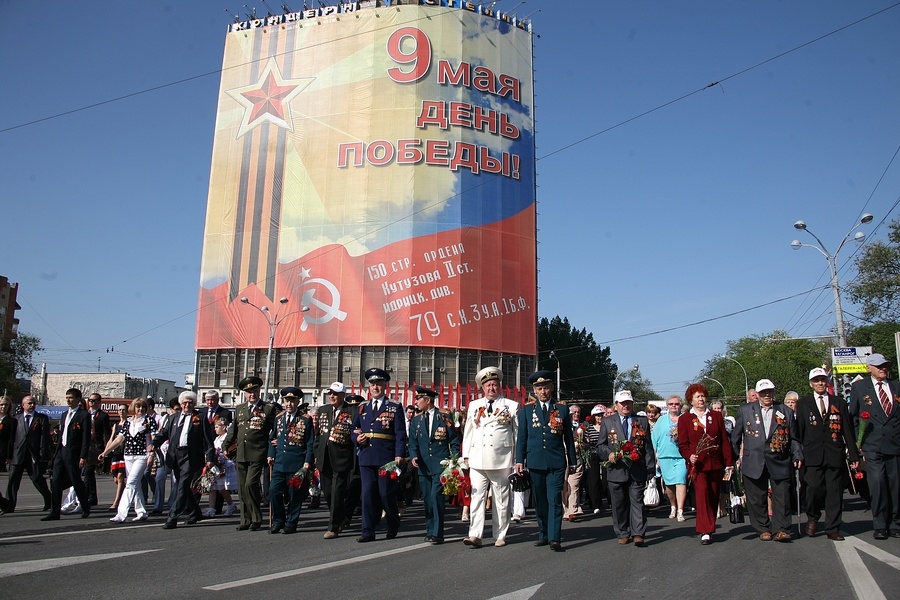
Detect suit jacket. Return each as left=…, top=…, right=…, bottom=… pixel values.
left=314, top=402, right=356, bottom=474
left=9, top=411, right=51, bottom=466
left=351, top=397, right=408, bottom=467
left=796, top=394, right=859, bottom=467
left=57, top=407, right=92, bottom=462
left=409, top=409, right=460, bottom=476
left=732, top=402, right=802, bottom=480
left=0, top=415, right=14, bottom=461
left=89, top=409, right=112, bottom=450
left=152, top=410, right=215, bottom=472
left=222, top=401, right=278, bottom=462
left=463, top=397, right=518, bottom=470
left=849, top=377, right=900, bottom=456
left=677, top=409, right=733, bottom=472
left=268, top=411, right=315, bottom=473
left=515, top=400, right=575, bottom=471
left=199, top=406, right=233, bottom=427
left=598, top=413, right=656, bottom=482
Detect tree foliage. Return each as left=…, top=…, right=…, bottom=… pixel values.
left=847, top=218, right=900, bottom=322
left=613, top=367, right=664, bottom=404
left=0, top=332, right=43, bottom=398
left=698, top=330, right=831, bottom=409
left=537, top=316, right=616, bottom=401
left=848, top=321, right=899, bottom=370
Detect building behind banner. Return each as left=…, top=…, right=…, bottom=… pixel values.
left=195, top=1, right=538, bottom=407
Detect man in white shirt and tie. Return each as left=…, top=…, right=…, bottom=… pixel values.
left=849, top=353, right=900, bottom=540
left=42, top=388, right=93, bottom=521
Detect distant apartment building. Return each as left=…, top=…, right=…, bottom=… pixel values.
left=0, top=276, right=20, bottom=352
left=31, top=371, right=182, bottom=408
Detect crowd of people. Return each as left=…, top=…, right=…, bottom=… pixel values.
left=1, top=352, right=898, bottom=550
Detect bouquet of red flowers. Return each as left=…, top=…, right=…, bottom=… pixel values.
left=857, top=411, right=871, bottom=450
left=602, top=439, right=640, bottom=468
left=687, top=433, right=719, bottom=481
left=288, top=467, right=310, bottom=490
left=379, top=460, right=401, bottom=480
left=439, top=454, right=467, bottom=496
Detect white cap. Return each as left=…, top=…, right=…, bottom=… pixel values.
left=591, top=404, right=606, bottom=415
left=614, top=390, right=634, bottom=404
left=808, top=367, right=828, bottom=380
left=755, top=379, right=776, bottom=392
left=329, top=382, right=346, bottom=394
left=475, top=366, right=502, bottom=387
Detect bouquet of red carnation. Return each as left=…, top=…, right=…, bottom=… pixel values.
left=439, top=454, right=467, bottom=495
left=687, top=433, right=719, bottom=481
left=379, top=460, right=401, bottom=480
left=602, top=439, right=640, bottom=468
left=856, top=411, right=871, bottom=450
left=288, top=467, right=310, bottom=490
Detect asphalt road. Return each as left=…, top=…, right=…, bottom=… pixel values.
left=1, top=474, right=898, bottom=600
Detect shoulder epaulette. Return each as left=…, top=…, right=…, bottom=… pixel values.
left=524, top=399, right=536, bottom=406
left=276, top=410, right=286, bottom=418
left=556, top=401, right=567, bottom=406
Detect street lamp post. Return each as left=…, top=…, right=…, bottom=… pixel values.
left=549, top=350, right=561, bottom=402
left=240, top=296, right=309, bottom=402
left=791, top=213, right=873, bottom=347
left=612, top=364, right=639, bottom=402
left=718, top=355, right=748, bottom=397
left=703, top=376, right=728, bottom=401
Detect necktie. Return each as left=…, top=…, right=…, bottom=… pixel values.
left=25, top=414, right=32, bottom=429
left=623, top=416, right=630, bottom=439
left=878, top=382, right=892, bottom=416
left=178, top=415, right=188, bottom=447
left=287, top=414, right=292, bottom=426
left=541, top=402, right=548, bottom=419
left=372, top=400, right=379, bottom=414
left=426, top=411, right=431, bottom=434
left=487, top=400, right=494, bottom=414
left=63, top=410, right=74, bottom=446
left=818, top=395, right=827, bottom=418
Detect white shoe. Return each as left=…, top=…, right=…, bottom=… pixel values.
left=132, top=514, right=148, bottom=522
left=677, top=509, right=686, bottom=522
left=109, top=516, right=125, bottom=523
left=511, top=515, right=521, bottom=523
left=203, top=508, right=216, bottom=518
left=593, top=508, right=600, bottom=515
left=669, top=506, right=677, bottom=519
left=223, top=503, right=236, bottom=517
left=62, top=505, right=82, bottom=515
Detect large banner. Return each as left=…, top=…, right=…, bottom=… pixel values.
left=196, top=4, right=536, bottom=355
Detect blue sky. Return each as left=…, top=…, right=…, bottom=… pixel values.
left=3, top=1, right=899, bottom=399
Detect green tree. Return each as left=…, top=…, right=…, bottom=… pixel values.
left=613, top=367, right=664, bottom=404
left=698, top=330, right=831, bottom=409
left=0, top=332, right=42, bottom=398
left=847, top=218, right=900, bottom=322
left=537, top=316, right=616, bottom=401
left=847, top=321, right=899, bottom=369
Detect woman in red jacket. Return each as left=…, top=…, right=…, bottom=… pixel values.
left=678, top=383, right=734, bottom=545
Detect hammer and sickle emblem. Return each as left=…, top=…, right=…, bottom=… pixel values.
left=299, top=278, right=348, bottom=331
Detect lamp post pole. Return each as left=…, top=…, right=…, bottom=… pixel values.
left=549, top=350, right=561, bottom=402
left=240, top=297, right=309, bottom=402
left=703, top=376, right=728, bottom=401
left=612, top=364, right=639, bottom=403
left=719, top=355, right=748, bottom=398
left=791, top=214, right=873, bottom=347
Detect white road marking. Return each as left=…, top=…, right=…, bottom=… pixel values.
left=488, top=583, right=544, bottom=600
left=0, top=549, right=163, bottom=578
left=834, top=534, right=900, bottom=600
left=0, top=523, right=161, bottom=542
left=205, top=539, right=457, bottom=590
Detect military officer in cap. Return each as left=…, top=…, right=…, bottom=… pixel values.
left=515, top=371, right=576, bottom=552
left=315, top=382, right=357, bottom=538
left=463, top=366, right=519, bottom=548
left=223, top=376, right=278, bottom=531
left=351, top=368, right=408, bottom=542
left=267, top=387, right=314, bottom=534
left=409, top=386, right=460, bottom=544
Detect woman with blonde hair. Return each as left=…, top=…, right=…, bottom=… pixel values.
left=651, top=395, right=688, bottom=521
left=99, top=398, right=157, bottom=522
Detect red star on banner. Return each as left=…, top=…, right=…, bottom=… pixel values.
left=227, top=58, right=314, bottom=137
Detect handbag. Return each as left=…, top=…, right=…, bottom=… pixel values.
left=643, top=477, right=660, bottom=507
left=724, top=479, right=745, bottom=524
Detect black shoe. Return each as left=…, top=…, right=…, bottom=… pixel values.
left=163, top=521, right=177, bottom=529
left=891, top=530, right=900, bottom=538
left=42, top=505, right=50, bottom=512
left=81, top=510, right=91, bottom=519
left=874, top=529, right=889, bottom=540
left=41, top=514, right=60, bottom=521
left=424, top=535, right=435, bottom=542
left=270, top=524, right=283, bottom=534
left=430, top=537, right=444, bottom=545
left=249, top=522, right=261, bottom=531
left=386, top=531, right=398, bottom=539
left=357, top=535, right=375, bottom=543
left=236, top=523, right=250, bottom=531
left=549, top=541, right=564, bottom=552
left=282, top=526, right=297, bottom=534
left=186, top=516, right=201, bottom=525
left=534, top=539, right=549, bottom=547
left=150, top=509, right=164, bottom=516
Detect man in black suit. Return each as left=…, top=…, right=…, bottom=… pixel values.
left=84, top=392, right=112, bottom=507
left=849, top=353, right=900, bottom=540
left=152, top=391, right=215, bottom=529
left=6, top=395, right=52, bottom=512
left=315, top=382, right=357, bottom=539
left=199, top=389, right=233, bottom=428
left=42, top=388, right=93, bottom=521
left=796, top=367, right=859, bottom=540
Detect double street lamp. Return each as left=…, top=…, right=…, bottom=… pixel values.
left=791, top=213, right=873, bottom=347
left=717, top=354, right=748, bottom=397
left=240, top=296, right=309, bottom=402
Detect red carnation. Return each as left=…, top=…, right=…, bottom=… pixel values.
left=390, top=471, right=399, bottom=480
left=854, top=472, right=864, bottom=480
left=622, top=441, right=635, bottom=452
left=451, top=469, right=460, bottom=476
left=860, top=411, right=871, bottom=420
left=440, top=476, right=447, bottom=484
left=379, top=469, right=387, bottom=477
left=630, top=451, right=640, bottom=462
